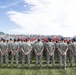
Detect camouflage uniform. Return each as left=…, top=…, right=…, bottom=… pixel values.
left=67, top=42, right=73, bottom=67
left=12, top=41, right=19, bottom=68
left=71, top=42, right=76, bottom=66
left=54, top=41, right=59, bottom=63
left=30, top=41, right=34, bottom=63
left=0, top=41, right=8, bottom=67
left=22, top=41, right=32, bottom=68
left=0, top=41, right=2, bottom=66
left=42, top=40, right=47, bottom=60
left=0, top=41, right=3, bottom=67
left=30, top=40, right=38, bottom=63
left=7, top=41, right=13, bottom=67
left=34, top=40, right=44, bottom=68
left=59, top=41, right=68, bottom=69
left=46, top=41, right=55, bottom=68
left=18, top=40, right=23, bottom=64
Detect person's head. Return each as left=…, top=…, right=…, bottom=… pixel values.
left=37, top=38, right=41, bottom=42
left=56, top=40, right=58, bottom=43
left=61, top=38, right=64, bottom=41
left=14, top=39, right=16, bottom=42
left=7, top=40, right=9, bottom=42
left=17, top=38, right=21, bottom=42
left=26, top=38, right=30, bottom=42
left=10, top=38, right=12, bottom=41
left=21, top=39, right=23, bottom=42
left=1, top=38, right=3, bottom=41
left=3, top=39, right=6, bottom=42
left=48, top=38, right=51, bottom=42
left=72, top=38, right=76, bottom=42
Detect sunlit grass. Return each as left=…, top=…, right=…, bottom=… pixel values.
left=0, top=58, right=76, bottom=75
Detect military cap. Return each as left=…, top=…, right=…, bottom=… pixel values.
left=17, top=38, right=20, bottom=41
left=1, top=38, right=4, bottom=41
left=72, top=38, right=76, bottom=41
left=48, top=38, right=51, bottom=41
left=10, top=38, right=12, bottom=41
left=14, top=38, right=16, bottom=41
left=37, top=38, right=41, bottom=41
left=26, top=38, right=30, bottom=41
left=61, top=38, right=64, bottom=41
left=3, top=38, right=6, bottom=42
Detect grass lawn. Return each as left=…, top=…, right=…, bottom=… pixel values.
left=0, top=66, right=76, bottom=75
left=0, top=59, right=76, bottom=75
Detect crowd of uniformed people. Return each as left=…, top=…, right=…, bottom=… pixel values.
left=0, top=37, right=76, bottom=69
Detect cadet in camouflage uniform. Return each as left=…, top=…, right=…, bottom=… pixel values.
left=46, top=38, right=55, bottom=68
left=20, top=39, right=25, bottom=68
left=7, top=38, right=14, bottom=67
left=34, top=38, right=44, bottom=68
left=30, top=38, right=38, bottom=63
left=21, top=38, right=32, bottom=68
left=54, top=40, right=60, bottom=63
left=67, top=40, right=73, bottom=67
left=0, top=38, right=3, bottom=67
left=42, top=39, right=47, bottom=60
left=71, top=38, right=76, bottom=66
left=58, top=38, right=68, bottom=69
left=0, top=39, right=8, bottom=67
left=0, top=39, right=3, bottom=67
left=17, top=38, right=22, bottom=64
left=12, top=39, right=19, bottom=68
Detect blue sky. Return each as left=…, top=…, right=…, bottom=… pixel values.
left=0, top=0, right=76, bottom=37
left=0, top=0, right=32, bottom=33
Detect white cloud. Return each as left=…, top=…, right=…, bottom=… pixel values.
left=7, top=0, right=76, bottom=37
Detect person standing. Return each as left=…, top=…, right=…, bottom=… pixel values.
left=0, top=38, right=8, bottom=67
left=34, top=38, right=44, bottom=69
left=67, top=40, right=73, bottom=67
left=58, top=38, right=68, bottom=69
left=12, top=39, right=19, bottom=68
left=21, top=38, right=32, bottom=68
left=71, top=38, right=76, bottom=66
left=46, top=38, right=55, bottom=69
left=7, top=38, right=14, bottom=67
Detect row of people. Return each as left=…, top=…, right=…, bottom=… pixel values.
left=0, top=38, right=76, bottom=69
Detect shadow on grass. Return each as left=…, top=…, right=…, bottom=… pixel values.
left=0, top=65, right=71, bottom=70
left=0, top=61, right=76, bottom=70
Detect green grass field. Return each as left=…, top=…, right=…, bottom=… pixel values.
left=0, top=66, right=76, bottom=75
left=0, top=60, right=76, bottom=75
